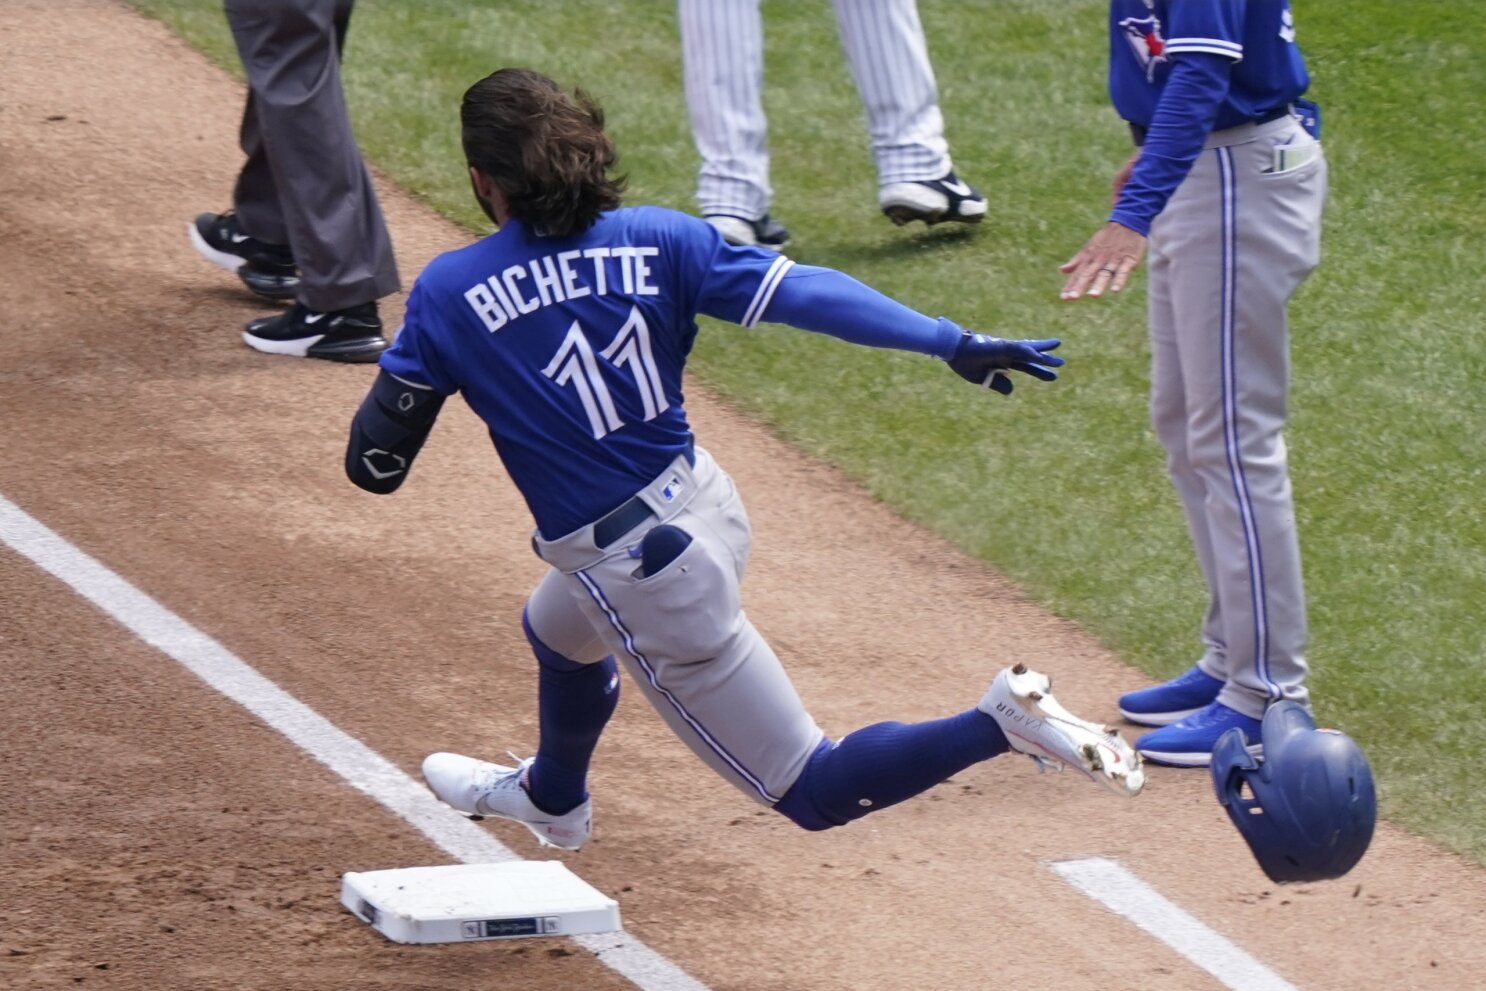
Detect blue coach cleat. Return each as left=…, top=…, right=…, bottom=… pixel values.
left=1118, top=663, right=1225, bottom=727
left=1136, top=702, right=1263, bottom=768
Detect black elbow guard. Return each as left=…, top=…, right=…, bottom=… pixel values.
left=346, top=370, right=447, bottom=493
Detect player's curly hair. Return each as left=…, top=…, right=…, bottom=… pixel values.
left=461, top=68, right=626, bottom=238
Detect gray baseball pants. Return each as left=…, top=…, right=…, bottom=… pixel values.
left=224, top=0, right=400, bottom=312
left=1147, top=114, right=1327, bottom=718
left=526, top=447, right=824, bottom=805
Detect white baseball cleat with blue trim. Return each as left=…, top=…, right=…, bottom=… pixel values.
left=980, top=664, right=1146, bottom=797
left=704, top=213, right=791, bottom=250
left=879, top=170, right=987, bottom=227
left=421, top=753, right=592, bottom=850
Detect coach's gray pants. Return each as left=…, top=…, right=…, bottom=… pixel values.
left=525, top=447, right=824, bottom=805
left=224, top=0, right=400, bottom=311
left=1147, top=115, right=1327, bottom=717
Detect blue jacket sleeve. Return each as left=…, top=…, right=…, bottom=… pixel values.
left=757, top=264, right=964, bottom=359
left=1110, top=51, right=1234, bottom=236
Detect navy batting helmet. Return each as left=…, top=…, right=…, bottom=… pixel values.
left=1211, top=701, right=1376, bottom=884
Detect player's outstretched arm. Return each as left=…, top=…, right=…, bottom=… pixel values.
left=346, top=370, right=446, bottom=494
left=760, top=264, right=1063, bottom=395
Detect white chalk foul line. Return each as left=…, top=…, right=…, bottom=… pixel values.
left=1050, top=857, right=1301, bottom=991
left=0, top=493, right=709, bottom=991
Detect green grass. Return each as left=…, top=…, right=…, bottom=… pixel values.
left=129, top=1, right=1486, bottom=861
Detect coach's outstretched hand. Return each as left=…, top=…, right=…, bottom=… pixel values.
left=947, top=333, right=1063, bottom=395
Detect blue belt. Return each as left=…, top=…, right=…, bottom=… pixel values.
left=1128, top=105, right=1290, bottom=147
left=591, top=442, right=697, bottom=548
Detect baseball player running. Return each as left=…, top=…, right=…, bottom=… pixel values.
left=1060, top=1, right=1326, bottom=766
left=679, top=0, right=985, bottom=248
left=346, top=68, right=1142, bottom=850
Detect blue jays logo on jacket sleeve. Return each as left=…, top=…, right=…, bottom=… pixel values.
left=1119, top=14, right=1167, bottom=80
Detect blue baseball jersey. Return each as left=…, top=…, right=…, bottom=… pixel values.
left=1108, top=0, right=1310, bottom=131
left=381, top=206, right=795, bottom=538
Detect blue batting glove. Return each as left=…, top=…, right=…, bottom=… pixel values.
left=947, top=333, right=1064, bottom=394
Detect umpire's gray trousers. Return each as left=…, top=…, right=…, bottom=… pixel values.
left=1147, top=114, right=1327, bottom=717
left=225, top=0, right=400, bottom=311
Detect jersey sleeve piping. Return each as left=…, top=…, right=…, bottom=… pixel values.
left=742, top=256, right=795, bottom=328
left=1165, top=37, right=1243, bottom=61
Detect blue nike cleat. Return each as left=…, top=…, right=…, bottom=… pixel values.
left=1135, top=702, right=1263, bottom=768
left=1118, top=664, right=1225, bottom=727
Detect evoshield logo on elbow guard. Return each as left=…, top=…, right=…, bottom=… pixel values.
left=361, top=449, right=406, bottom=480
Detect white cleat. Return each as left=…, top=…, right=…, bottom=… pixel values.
left=878, top=171, right=987, bottom=227
left=704, top=213, right=791, bottom=250
left=421, top=753, right=592, bottom=850
left=980, top=664, right=1146, bottom=797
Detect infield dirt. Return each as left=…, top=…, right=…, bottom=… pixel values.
left=2, top=3, right=1483, bottom=989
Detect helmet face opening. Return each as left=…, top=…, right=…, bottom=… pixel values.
left=1210, top=702, right=1376, bottom=884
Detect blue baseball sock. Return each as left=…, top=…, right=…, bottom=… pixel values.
left=522, top=610, right=619, bottom=816
left=774, top=709, right=1010, bottom=830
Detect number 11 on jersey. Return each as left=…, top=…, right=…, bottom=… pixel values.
left=541, top=306, right=669, bottom=440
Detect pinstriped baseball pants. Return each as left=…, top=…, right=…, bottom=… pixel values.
left=1147, top=114, right=1327, bottom=718
left=679, top=0, right=951, bottom=219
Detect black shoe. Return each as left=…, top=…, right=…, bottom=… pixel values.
left=242, top=301, right=387, bottom=363
left=189, top=211, right=300, bottom=299
left=705, top=213, right=792, bottom=251
left=878, top=171, right=987, bottom=227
